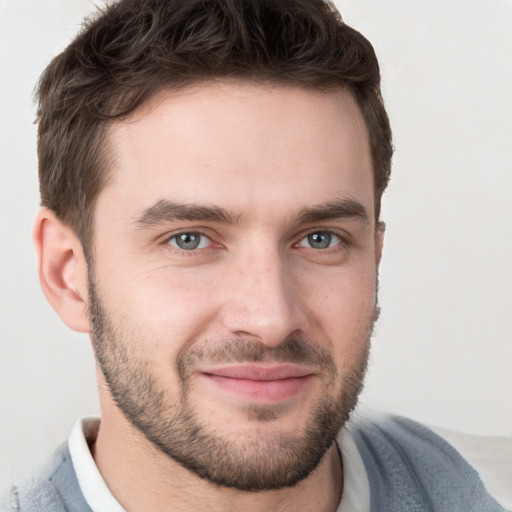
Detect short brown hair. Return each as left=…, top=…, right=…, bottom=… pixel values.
left=36, top=0, right=392, bottom=252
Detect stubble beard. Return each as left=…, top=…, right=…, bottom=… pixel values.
left=87, top=271, right=375, bottom=492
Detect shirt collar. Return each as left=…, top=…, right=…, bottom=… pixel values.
left=68, top=417, right=127, bottom=512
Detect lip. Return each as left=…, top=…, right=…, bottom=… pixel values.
left=198, top=364, right=315, bottom=402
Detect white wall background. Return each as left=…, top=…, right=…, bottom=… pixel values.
left=1, top=0, right=511, bottom=492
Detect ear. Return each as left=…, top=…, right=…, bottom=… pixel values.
left=375, top=221, right=385, bottom=267
left=33, top=208, right=90, bottom=333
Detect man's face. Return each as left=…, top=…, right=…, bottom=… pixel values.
left=88, top=82, right=381, bottom=490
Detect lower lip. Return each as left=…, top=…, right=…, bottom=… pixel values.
left=201, top=374, right=314, bottom=402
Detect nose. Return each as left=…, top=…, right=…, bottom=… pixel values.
left=220, top=247, right=308, bottom=347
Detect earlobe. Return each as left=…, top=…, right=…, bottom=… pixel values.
left=33, top=208, right=91, bottom=333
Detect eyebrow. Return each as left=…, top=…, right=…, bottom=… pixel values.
left=133, top=197, right=369, bottom=229
left=133, top=200, right=240, bottom=228
left=294, top=198, right=369, bottom=225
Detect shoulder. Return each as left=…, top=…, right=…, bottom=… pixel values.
left=1, top=443, right=92, bottom=512
left=429, top=425, right=512, bottom=510
left=346, top=411, right=508, bottom=512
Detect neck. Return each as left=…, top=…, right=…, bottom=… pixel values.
left=93, top=409, right=343, bottom=512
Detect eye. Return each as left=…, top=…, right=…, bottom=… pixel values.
left=297, top=231, right=342, bottom=250
left=167, top=232, right=211, bottom=251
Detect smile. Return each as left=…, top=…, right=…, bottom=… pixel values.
left=198, top=364, right=315, bottom=402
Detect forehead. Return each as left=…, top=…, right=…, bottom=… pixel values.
left=102, top=81, right=374, bottom=222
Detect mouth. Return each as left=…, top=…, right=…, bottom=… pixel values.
left=197, top=364, right=315, bottom=402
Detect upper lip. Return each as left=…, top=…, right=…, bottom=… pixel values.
left=200, top=364, right=314, bottom=381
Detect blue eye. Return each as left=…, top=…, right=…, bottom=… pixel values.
left=168, top=232, right=210, bottom=250
left=298, top=231, right=341, bottom=249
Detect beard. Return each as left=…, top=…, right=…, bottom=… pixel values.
left=87, top=270, right=375, bottom=492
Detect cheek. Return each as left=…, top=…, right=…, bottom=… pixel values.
left=93, top=272, right=219, bottom=391
left=303, top=264, right=377, bottom=348
left=106, top=268, right=222, bottom=345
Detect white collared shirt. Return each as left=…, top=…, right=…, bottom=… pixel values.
left=68, top=418, right=126, bottom=512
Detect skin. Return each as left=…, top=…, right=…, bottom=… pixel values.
left=34, top=82, right=383, bottom=512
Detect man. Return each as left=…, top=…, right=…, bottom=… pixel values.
left=2, top=0, right=508, bottom=511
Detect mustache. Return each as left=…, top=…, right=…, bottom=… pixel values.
left=176, top=336, right=337, bottom=380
